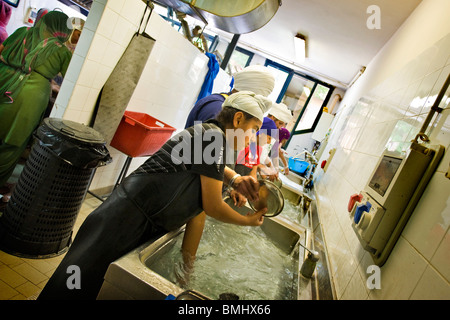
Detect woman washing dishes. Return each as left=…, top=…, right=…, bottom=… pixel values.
left=39, top=91, right=271, bottom=300
left=278, top=127, right=291, bottom=173
left=235, top=117, right=280, bottom=181
left=180, top=65, right=276, bottom=271
left=267, top=102, right=293, bottom=174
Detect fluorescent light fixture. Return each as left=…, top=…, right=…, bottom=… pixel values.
left=294, top=33, right=306, bottom=62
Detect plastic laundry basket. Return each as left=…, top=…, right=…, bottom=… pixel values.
left=0, top=118, right=111, bottom=258
left=110, top=111, right=176, bottom=157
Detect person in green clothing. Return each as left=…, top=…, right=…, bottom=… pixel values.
left=0, top=11, right=72, bottom=203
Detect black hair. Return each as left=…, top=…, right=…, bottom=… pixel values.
left=216, top=106, right=255, bottom=128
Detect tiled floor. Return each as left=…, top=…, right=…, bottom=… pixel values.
left=0, top=195, right=102, bottom=300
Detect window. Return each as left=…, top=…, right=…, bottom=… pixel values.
left=227, top=47, right=253, bottom=73
left=265, top=63, right=290, bottom=103
left=295, top=84, right=330, bottom=132
left=282, top=74, right=315, bottom=132
left=264, top=60, right=334, bottom=148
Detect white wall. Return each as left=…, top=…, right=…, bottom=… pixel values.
left=315, top=0, right=450, bottom=299
left=52, top=0, right=210, bottom=191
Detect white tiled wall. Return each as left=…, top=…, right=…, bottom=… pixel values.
left=51, top=0, right=211, bottom=191
left=314, top=0, right=450, bottom=299
left=51, top=0, right=107, bottom=120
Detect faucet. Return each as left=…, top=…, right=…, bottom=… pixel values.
left=292, top=149, right=318, bottom=165
left=292, top=240, right=320, bottom=279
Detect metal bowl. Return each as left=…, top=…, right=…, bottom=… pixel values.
left=248, top=179, right=285, bottom=217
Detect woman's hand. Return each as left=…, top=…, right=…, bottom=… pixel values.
left=201, top=175, right=264, bottom=227
left=229, top=189, right=247, bottom=207
left=245, top=208, right=266, bottom=226
left=232, top=175, right=259, bottom=202
left=175, top=254, right=194, bottom=288
left=258, top=164, right=278, bottom=182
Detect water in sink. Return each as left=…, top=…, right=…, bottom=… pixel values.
left=146, top=217, right=300, bottom=300
left=280, top=199, right=309, bottom=227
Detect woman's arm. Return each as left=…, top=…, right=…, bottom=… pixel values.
left=181, top=211, right=206, bottom=269
left=279, top=145, right=289, bottom=174
left=249, top=165, right=259, bottom=181
left=178, top=212, right=206, bottom=286
left=253, top=163, right=278, bottom=182
left=201, top=175, right=266, bottom=226
left=178, top=175, right=265, bottom=285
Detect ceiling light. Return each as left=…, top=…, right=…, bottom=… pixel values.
left=294, top=33, right=306, bottom=62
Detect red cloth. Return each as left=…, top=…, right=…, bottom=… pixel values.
left=236, top=143, right=262, bottom=169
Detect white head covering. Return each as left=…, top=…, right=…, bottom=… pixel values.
left=269, top=103, right=293, bottom=124
left=233, top=65, right=275, bottom=97
left=69, top=17, right=85, bottom=31
left=65, top=17, right=85, bottom=52
left=222, top=91, right=272, bottom=122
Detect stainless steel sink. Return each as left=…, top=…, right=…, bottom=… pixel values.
left=97, top=215, right=313, bottom=300
left=276, top=174, right=315, bottom=229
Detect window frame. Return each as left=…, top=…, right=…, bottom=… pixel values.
left=264, top=60, right=334, bottom=147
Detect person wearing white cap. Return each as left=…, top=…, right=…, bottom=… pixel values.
left=267, top=102, right=293, bottom=174
left=65, top=17, right=85, bottom=54
left=39, top=91, right=270, bottom=299
left=232, top=65, right=275, bottom=97
left=180, top=91, right=272, bottom=283
left=268, top=102, right=293, bottom=128
left=185, top=65, right=275, bottom=128
left=221, top=90, right=272, bottom=122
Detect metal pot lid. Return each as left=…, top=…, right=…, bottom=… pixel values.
left=44, top=118, right=106, bottom=145
left=248, top=179, right=285, bottom=217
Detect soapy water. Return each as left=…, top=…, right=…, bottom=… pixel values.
left=146, top=217, right=301, bottom=300
left=280, top=199, right=309, bottom=227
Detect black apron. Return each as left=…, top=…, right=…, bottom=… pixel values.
left=38, top=171, right=203, bottom=300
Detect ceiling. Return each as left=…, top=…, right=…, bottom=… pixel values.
left=209, top=0, right=422, bottom=89
left=74, top=0, right=422, bottom=89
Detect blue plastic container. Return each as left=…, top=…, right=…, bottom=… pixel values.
left=288, top=157, right=310, bottom=175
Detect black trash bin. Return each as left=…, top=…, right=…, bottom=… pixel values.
left=0, top=118, right=111, bottom=258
